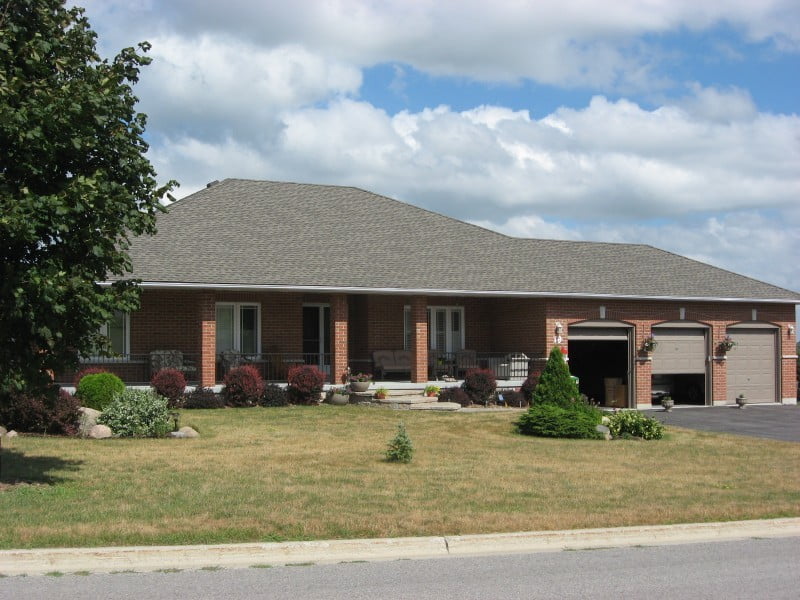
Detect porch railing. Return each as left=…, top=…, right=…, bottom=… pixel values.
left=219, top=353, right=331, bottom=383
left=54, top=353, right=201, bottom=386
left=429, top=351, right=530, bottom=380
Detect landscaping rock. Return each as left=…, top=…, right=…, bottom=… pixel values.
left=6, top=430, right=18, bottom=438
left=78, top=407, right=101, bottom=436
left=595, top=424, right=611, bottom=440
left=0, top=426, right=6, bottom=437
left=178, top=426, right=199, bottom=438
left=169, top=431, right=186, bottom=438
left=88, top=424, right=112, bottom=439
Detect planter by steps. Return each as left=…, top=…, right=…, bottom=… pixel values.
left=329, top=393, right=350, bottom=406
left=350, top=381, right=371, bottom=393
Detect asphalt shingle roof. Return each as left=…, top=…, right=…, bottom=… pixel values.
left=119, top=179, right=800, bottom=302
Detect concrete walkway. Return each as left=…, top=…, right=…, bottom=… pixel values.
left=1, top=519, right=798, bottom=576
left=645, top=404, right=800, bottom=442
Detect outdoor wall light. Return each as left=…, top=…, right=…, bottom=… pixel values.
left=789, top=325, right=795, bottom=335
left=554, top=322, right=564, bottom=344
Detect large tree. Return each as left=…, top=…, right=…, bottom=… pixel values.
left=0, top=1, right=175, bottom=394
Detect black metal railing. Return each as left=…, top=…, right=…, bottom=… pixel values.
left=429, top=351, right=531, bottom=381
left=218, top=352, right=331, bottom=383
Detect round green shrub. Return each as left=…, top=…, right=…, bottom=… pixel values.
left=517, top=402, right=602, bottom=439
left=607, top=411, right=665, bottom=440
left=97, top=389, right=172, bottom=437
left=76, top=372, right=125, bottom=410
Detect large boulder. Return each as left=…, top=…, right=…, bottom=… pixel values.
left=5, top=430, right=18, bottom=438
left=178, top=426, right=199, bottom=438
left=0, top=426, right=7, bottom=437
left=78, top=407, right=102, bottom=436
left=595, top=424, right=611, bottom=441
left=88, top=424, right=112, bottom=439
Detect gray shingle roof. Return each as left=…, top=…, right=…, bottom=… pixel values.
left=118, top=179, right=800, bottom=302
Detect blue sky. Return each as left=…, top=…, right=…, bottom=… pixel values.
left=81, top=0, right=799, bottom=304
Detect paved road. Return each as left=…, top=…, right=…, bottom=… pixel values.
left=3, top=537, right=798, bottom=599
left=647, top=404, right=800, bottom=442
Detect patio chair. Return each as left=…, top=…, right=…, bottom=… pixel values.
left=149, top=350, right=197, bottom=378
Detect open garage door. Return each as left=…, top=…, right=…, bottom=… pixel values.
left=652, top=326, right=708, bottom=405
left=568, top=321, right=632, bottom=408
left=726, top=327, right=777, bottom=403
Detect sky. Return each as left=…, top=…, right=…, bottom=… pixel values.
left=79, top=0, right=799, bottom=300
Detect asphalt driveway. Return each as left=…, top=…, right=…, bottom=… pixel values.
left=646, top=404, right=800, bottom=442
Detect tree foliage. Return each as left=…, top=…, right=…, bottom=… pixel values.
left=532, top=346, right=580, bottom=407
left=0, top=1, right=176, bottom=394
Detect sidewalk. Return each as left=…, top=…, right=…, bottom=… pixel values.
left=2, top=518, right=798, bottom=576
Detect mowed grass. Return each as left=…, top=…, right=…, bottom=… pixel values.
left=1, top=405, right=799, bottom=549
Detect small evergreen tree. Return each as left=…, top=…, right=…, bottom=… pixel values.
left=385, top=422, right=414, bottom=463
left=532, top=346, right=579, bottom=407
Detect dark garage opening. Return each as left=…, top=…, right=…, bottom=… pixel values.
left=569, top=340, right=629, bottom=407
left=651, top=374, right=705, bottom=405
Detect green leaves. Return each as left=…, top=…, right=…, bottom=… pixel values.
left=0, top=0, right=176, bottom=395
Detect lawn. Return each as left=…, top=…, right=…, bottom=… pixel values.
left=1, top=405, right=798, bottom=549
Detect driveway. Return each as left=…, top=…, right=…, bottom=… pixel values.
left=646, top=404, right=800, bottom=442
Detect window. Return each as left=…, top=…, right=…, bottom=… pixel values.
left=89, top=310, right=129, bottom=358
left=403, top=306, right=464, bottom=352
left=216, top=303, right=260, bottom=355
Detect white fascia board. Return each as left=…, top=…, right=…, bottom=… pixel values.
left=99, top=280, right=800, bottom=305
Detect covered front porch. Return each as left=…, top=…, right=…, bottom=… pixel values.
left=57, top=289, right=545, bottom=388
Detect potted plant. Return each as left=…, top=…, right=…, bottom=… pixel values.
left=424, top=384, right=440, bottom=398
left=641, top=336, right=658, bottom=353
left=661, top=395, right=674, bottom=412
left=736, top=393, right=747, bottom=408
left=718, top=335, right=737, bottom=353
left=349, top=372, right=372, bottom=392
left=327, top=386, right=350, bottom=406
left=374, top=387, right=389, bottom=400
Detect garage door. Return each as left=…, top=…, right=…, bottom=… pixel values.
left=726, top=329, right=777, bottom=403
left=651, top=328, right=706, bottom=374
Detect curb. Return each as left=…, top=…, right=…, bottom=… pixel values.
left=1, top=518, right=798, bottom=576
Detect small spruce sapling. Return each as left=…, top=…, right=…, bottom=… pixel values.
left=385, top=422, right=414, bottom=463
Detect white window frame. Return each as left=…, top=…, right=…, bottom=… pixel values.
left=403, top=305, right=464, bottom=352
left=85, top=311, right=130, bottom=361
left=216, top=302, right=261, bottom=356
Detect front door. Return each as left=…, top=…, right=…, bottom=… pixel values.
left=303, top=305, right=330, bottom=374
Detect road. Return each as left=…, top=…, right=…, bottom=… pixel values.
left=3, top=537, right=798, bottom=599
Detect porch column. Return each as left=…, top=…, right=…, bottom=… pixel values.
left=199, top=291, right=216, bottom=388
left=330, top=294, right=349, bottom=385
left=410, top=295, right=428, bottom=383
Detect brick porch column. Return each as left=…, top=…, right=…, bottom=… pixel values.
left=199, top=291, right=216, bottom=388
left=330, top=294, right=349, bottom=385
left=410, top=295, right=428, bottom=383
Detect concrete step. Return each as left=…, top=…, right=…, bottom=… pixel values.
left=409, top=402, right=461, bottom=411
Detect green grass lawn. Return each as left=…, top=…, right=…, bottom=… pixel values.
left=1, top=405, right=798, bottom=549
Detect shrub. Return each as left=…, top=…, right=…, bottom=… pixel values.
left=500, top=390, right=528, bottom=408
left=516, top=402, right=602, bottom=439
left=385, top=422, right=414, bottom=463
left=72, top=366, right=108, bottom=388
left=438, top=386, right=471, bottom=407
left=150, top=368, right=187, bottom=406
left=462, top=368, right=497, bottom=405
left=520, top=373, right=538, bottom=402
left=98, top=389, right=172, bottom=437
left=183, top=388, right=225, bottom=409
left=287, top=365, right=325, bottom=405
left=223, top=365, right=265, bottom=407
left=261, top=384, right=289, bottom=407
left=607, top=411, right=665, bottom=440
left=0, top=386, right=80, bottom=435
left=532, top=346, right=579, bottom=408
left=75, top=372, right=125, bottom=411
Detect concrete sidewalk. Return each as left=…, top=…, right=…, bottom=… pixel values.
left=2, top=518, right=798, bottom=576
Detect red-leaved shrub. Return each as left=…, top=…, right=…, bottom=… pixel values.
left=463, top=368, right=497, bottom=405
left=520, top=373, right=538, bottom=402
left=72, top=366, right=108, bottom=388
left=0, top=387, right=80, bottom=435
left=287, top=365, right=325, bottom=405
left=222, top=365, right=265, bottom=407
left=150, top=368, right=187, bottom=406
left=438, top=387, right=471, bottom=407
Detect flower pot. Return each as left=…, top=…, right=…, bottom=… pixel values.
left=329, top=393, right=349, bottom=406
left=350, top=381, right=371, bottom=392
left=374, top=393, right=387, bottom=400
left=736, top=397, right=747, bottom=409
left=661, top=399, right=674, bottom=412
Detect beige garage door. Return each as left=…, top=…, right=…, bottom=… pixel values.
left=726, top=329, right=777, bottom=403
left=652, top=328, right=707, bottom=374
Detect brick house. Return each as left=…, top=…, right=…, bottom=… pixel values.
left=65, top=179, right=799, bottom=407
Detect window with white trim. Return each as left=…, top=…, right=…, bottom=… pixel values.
left=216, top=303, right=260, bottom=355
left=89, top=310, right=130, bottom=358
left=403, top=306, right=464, bottom=352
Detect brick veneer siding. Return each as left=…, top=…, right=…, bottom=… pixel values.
left=410, top=295, right=428, bottom=383
left=543, top=298, right=797, bottom=406
left=198, top=291, right=216, bottom=387
left=330, top=294, right=349, bottom=385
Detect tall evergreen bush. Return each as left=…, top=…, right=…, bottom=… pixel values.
left=532, top=346, right=579, bottom=407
